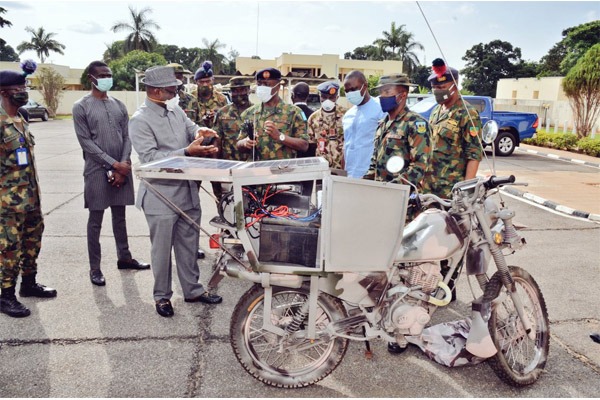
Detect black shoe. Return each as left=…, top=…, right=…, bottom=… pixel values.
left=197, top=249, right=205, bottom=259
left=19, top=282, right=57, bottom=298
left=156, top=299, right=174, bottom=317
left=0, top=295, right=30, bottom=318
left=117, top=258, right=151, bottom=270
left=387, top=342, right=407, bottom=354
left=90, top=270, right=106, bottom=286
left=185, top=292, right=223, bottom=304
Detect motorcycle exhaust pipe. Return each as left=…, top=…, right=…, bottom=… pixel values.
left=222, top=260, right=304, bottom=288
left=466, top=298, right=498, bottom=358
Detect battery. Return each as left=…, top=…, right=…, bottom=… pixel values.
left=258, top=220, right=319, bottom=268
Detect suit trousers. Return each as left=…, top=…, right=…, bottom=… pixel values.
left=87, top=206, right=132, bottom=270
left=144, top=208, right=205, bottom=301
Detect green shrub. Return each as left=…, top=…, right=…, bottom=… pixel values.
left=576, top=137, right=600, bottom=157
left=552, top=133, right=578, bottom=150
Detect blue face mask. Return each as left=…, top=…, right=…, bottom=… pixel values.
left=346, top=84, right=365, bottom=106
left=91, top=76, right=113, bottom=92
left=380, top=94, right=400, bottom=113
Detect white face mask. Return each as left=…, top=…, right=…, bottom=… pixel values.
left=164, top=95, right=179, bottom=111
left=346, top=84, right=365, bottom=106
left=321, top=99, right=336, bottom=112
left=256, top=85, right=276, bottom=103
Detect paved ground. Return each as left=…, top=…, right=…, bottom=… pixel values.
left=0, top=120, right=598, bottom=397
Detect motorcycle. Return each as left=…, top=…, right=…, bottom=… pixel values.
left=135, top=121, right=549, bottom=389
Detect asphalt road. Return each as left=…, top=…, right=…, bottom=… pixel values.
left=0, top=119, right=599, bottom=397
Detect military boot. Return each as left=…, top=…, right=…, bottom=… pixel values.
left=0, top=286, right=31, bottom=318
left=19, top=274, right=57, bottom=298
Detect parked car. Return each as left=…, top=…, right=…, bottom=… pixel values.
left=22, top=100, right=49, bottom=121
left=406, top=93, right=432, bottom=107
left=410, top=96, right=539, bottom=156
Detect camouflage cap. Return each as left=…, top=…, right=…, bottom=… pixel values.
left=166, top=62, right=192, bottom=75
left=375, top=73, right=417, bottom=89
left=228, top=77, right=251, bottom=88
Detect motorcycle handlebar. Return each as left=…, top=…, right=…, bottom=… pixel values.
left=484, top=175, right=516, bottom=190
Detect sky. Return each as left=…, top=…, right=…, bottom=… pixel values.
left=0, top=0, right=598, bottom=72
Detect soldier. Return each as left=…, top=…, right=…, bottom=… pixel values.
left=166, top=62, right=198, bottom=122
left=422, top=58, right=482, bottom=199
left=307, top=81, right=347, bottom=170
left=0, top=61, right=57, bottom=318
left=290, top=82, right=314, bottom=121
left=236, top=68, right=309, bottom=161
left=364, top=74, right=431, bottom=189
left=213, top=77, right=252, bottom=161
left=194, top=60, right=228, bottom=128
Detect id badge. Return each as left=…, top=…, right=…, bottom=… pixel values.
left=318, top=138, right=326, bottom=153
left=16, top=147, right=29, bottom=166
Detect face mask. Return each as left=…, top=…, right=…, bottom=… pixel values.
left=321, top=99, right=336, bottom=112
left=256, top=85, right=276, bottom=103
left=10, top=91, right=29, bottom=107
left=433, top=84, right=456, bottom=104
left=379, top=95, right=399, bottom=113
left=91, top=76, right=113, bottom=92
left=198, top=85, right=213, bottom=97
left=164, top=95, right=180, bottom=111
left=346, top=84, right=365, bottom=106
left=232, top=94, right=250, bottom=108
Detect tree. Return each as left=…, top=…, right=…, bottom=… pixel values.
left=103, top=40, right=126, bottom=63
left=16, top=26, right=65, bottom=63
left=378, top=22, right=424, bottom=75
left=0, top=40, right=19, bottom=61
left=0, top=6, right=12, bottom=28
left=562, top=44, right=600, bottom=138
left=410, top=65, right=431, bottom=91
left=344, top=45, right=383, bottom=61
left=154, top=44, right=203, bottom=72
left=36, top=67, right=65, bottom=117
left=111, top=6, right=160, bottom=52
left=109, top=50, right=166, bottom=91
left=461, top=40, right=524, bottom=97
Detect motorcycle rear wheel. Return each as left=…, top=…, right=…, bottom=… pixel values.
left=484, top=266, right=550, bottom=386
left=230, top=284, right=349, bottom=388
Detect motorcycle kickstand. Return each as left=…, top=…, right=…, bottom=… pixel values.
left=362, top=326, right=373, bottom=359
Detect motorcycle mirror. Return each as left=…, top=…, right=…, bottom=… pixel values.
left=482, top=120, right=499, bottom=144
left=386, top=156, right=405, bottom=174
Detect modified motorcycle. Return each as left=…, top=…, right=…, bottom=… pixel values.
left=135, top=121, right=549, bottom=389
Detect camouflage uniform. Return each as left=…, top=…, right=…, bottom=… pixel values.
left=197, top=91, right=228, bottom=128
left=214, top=103, right=248, bottom=161
left=238, top=100, right=309, bottom=161
left=307, top=105, right=347, bottom=169
left=178, top=89, right=198, bottom=122
left=0, top=106, right=43, bottom=289
left=365, top=106, right=431, bottom=189
left=423, top=102, right=482, bottom=198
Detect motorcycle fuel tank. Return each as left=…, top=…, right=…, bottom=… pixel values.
left=395, top=209, right=464, bottom=262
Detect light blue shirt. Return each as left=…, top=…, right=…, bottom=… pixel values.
left=342, top=97, right=385, bottom=178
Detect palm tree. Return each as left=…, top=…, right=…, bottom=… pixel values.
left=0, top=7, right=13, bottom=28
left=16, top=26, right=65, bottom=63
left=111, top=6, right=160, bottom=52
left=194, top=38, right=226, bottom=73
left=378, top=22, right=424, bottom=75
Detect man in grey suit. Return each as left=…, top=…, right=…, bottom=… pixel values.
left=73, top=60, right=150, bottom=287
left=129, top=65, right=223, bottom=318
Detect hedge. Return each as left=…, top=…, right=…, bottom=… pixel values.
left=523, top=132, right=600, bottom=157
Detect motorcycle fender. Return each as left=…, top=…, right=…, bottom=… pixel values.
left=466, top=244, right=491, bottom=275
left=396, top=209, right=464, bottom=262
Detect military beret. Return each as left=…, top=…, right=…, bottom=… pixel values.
left=0, top=59, right=37, bottom=87
left=228, top=76, right=251, bottom=88
left=256, top=68, right=281, bottom=81
left=428, top=58, right=459, bottom=84
left=166, top=62, right=192, bottom=75
left=194, top=61, right=214, bottom=80
left=317, top=81, right=340, bottom=95
left=375, top=73, right=417, bottom=89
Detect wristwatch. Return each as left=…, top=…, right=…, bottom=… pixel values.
left=279, top=133, right=286, bottom=142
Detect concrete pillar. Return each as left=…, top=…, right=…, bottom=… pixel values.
left=554, top=121, right=558, bottom=134
left=564, top=120, right=568, bottom=133
left=546, top=118, right=550, bottom=131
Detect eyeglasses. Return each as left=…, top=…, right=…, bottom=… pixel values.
left=161, top=88, right=177, bottom=96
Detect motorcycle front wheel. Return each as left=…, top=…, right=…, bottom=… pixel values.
left=230, top=284, right=349, bottom=388
left=484, top=266, right=550, bottom=386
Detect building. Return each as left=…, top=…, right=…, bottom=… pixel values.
left=496, top=76, right=599, bottom=132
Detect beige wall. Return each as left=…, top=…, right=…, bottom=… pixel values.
left=28, top=90, right=146, bottom=116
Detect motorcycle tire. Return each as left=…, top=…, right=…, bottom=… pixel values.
left=230, top=284, right=349, bottom=388
left=484, top=266, right=550, bottom=387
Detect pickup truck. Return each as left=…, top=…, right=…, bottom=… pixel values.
left=409, top=95, right=539, bottom=156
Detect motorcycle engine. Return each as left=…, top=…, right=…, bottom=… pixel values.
left=389, top=262, right=442, bottom=336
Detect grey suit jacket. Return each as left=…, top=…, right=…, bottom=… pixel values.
left=129, top=99, right=200, bottom=215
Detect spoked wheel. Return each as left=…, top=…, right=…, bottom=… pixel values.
left=484, top=266, right=550, bottom=386
left=230, top=284, right=348, bottom=388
